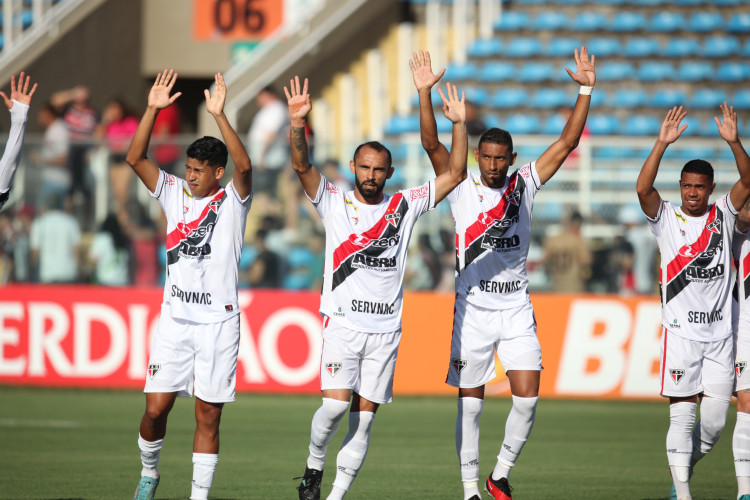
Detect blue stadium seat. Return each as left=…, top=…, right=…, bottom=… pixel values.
left=494, top=11, right=529, bottom=31
left=502, top=114, right=541, bottom=134
left=688, top=11, right=724, bottom=32
left=594, top=146, right=636, bottom=159
left=701, top=36, right=740, bottom=57
left=544, top=37, right=582, bottom=57
left=608, top=88, right=647, bottom=108
left=677, top=61, right=713, bottom=82
left=444, top=62, right=478, bottom=81
left=529, top=88, right=570, bottom=109
left=650, top=90, right=687, bottom=108
left=649, top=11, right=686, bottom=32
left=621, top=114, right=661, bottom=136
left=463, top=87, right=490, bottom=106
left=586, top=37, right=622, bottom=57
left=638, top=61, right=676, bottom=81
left=674, top=0, right=706, bottom=5
left=554, top=0, right=587, bottom=5
left=623, top=38, right=662, bottom=57
left=517, top=62, right=555, bottom=82
left=676, top=116, right=703, bottom=137
left=483, top=114, right=502, bottom=130
left=478, top=62, right=515, bottom=82
left=467, top=38, right=502, bottom=58
left=597, top=61, right=635, bottom=81
left=572, top=12, right=608, bottom=31
left=533, top=11, right=568, bottom=31
left=665, top=146, right=715, bottom=159
left=715, top=0, right=741, bottom=6
left=594, top=0, right=625, bottom=4
left=741, top=39, right=750, bottom=57
left=384, top=114, right=420, bottom=135
left=733, top=89, right=750, bottom=110
left=436, top=115, right=454, bottom=133
left=716, top=61, right=750, bottom=82
left=589, top=90, right=606, bottom=108
left=488, top=88, right=528, bottom=109
left=662, top=37, right=701, bottom=58
left=610, top=11, right=647, bottom=32
left=634, top=0, right=668, bottom=5
left=728, top=12, right=750, bottom=32
left=540, top=113, right=568, bottom=135
left=690, top=88, right=729, bottom=109
left=505, top=37, right=543, bottom=58
left=587, top=114, right=620, bottom=135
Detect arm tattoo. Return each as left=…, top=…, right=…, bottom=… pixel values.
left=291, top=126, right=311, bottom=169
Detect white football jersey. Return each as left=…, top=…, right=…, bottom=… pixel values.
left=733, top=227, right=750, bottom=328
left=448, top=163, right=542, bottom=310
left=648, top=195, right=736, bottom=342
left=311, top=176, right=435, bottom=333
left=151, top=170, right=252, bottom=323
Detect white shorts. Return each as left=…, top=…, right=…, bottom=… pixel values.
left=659, top=327, right=733, bottom=402
left=735, top=319, right=750, bottom=391
left=446, top=296, right=542, bottom=389
left=145, top=305, right=240, bottom=403
left=319, top=317, right=401, bottom=405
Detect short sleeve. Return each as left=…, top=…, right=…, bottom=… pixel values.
left=403, top=179, right=436, bottom=216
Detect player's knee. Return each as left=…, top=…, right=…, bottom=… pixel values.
left=321, top=397, right=350, bottom=423
left=144, top=404, right=170, bottom=423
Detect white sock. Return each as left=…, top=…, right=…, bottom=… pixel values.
left=308, top=398, right=350, bottom=471
left=190, top=453, right=218, bottom=500
left=138, top=434, right=163, bottom=478
left=456, top=397, right=483, bottom=492
left=332, top=411, right=375, bottom=494
left=734, top=412, right=750, bottom=497
left=492, top=395, right=538, bottom=481
left=690, top=397, right=730, bottom=467
left=667, top=402, right=697, bottom=500
left=327, top=485, right=347, bottom=500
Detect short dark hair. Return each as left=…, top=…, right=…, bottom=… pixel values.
left=477, top=127, right=513, bottom=152
left=186, top=136, right=228, bottom=168
left=681, top=159, right=714, bottom=184
left=353, top=141, right=392, bottom=168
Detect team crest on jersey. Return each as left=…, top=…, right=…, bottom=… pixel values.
left=352, top=216, right=359, bottom=225
left=326, top=183, right=339, bottom=194
left=451, top=358, right=467, bottom=373
left=165, top=175, right=176, bottom=186
left=675, top=211, right=686, bottom=223
left=225, top=304, right=233, bottom=312
left=669, top=368, right=685, bottom=385
left=208, top=200, right=221, bottom=213
left=183, top=205, right=189, bottom=214
left=148, top=363, right=161, bottom=380
left=325, top=362, right=342, bottom=377
left=737, top=361, right=747, bottom=377
left=385, top=212, right=401, bottom=227
left=505, top=191, right=521, bottom=206
left=706, top=219, right=721, bottom=234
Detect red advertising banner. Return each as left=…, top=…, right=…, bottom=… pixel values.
left=0, top=286, right=664, bottom=400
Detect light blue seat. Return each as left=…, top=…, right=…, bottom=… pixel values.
left=621, top=114, right=661, bottom=136
left=540, top=113, right=568, bottom=135
left=677, top=61, right=713, bottom=82
left=444, top=62, right=477, bottom=81
left=638, top=61, right=676, bottom=81
left=586, top=37, right=622, bottom=57
left=488, top=88, right=528, bottom=109
left=741, top=39, right=750, bottom=57
left=623, top=38, right=662, bottom=57
left=610, top=11, right=647, bottom=32
left=483, top=114, right=502, bottom=130
left=665, top=146, right=715, bottom=159
left=715, top=0, right=741, bottom=6
left=650, top=90, right=687, bottom=108
left=662, top=37, right=701, bottom=58
left=594, top=146, right=636, bottom=159
left=634, top=0, right=667, bottom=5
left=534, top=11, right=568, bottom=31
left=733, top=89, right=750, bottom=110
left=572, top=12, right=608, bottom=31
left=384, top=114, right=420, bottom=135
left=517, top=61, right=555, bottom=82
left=608, top=88, right=647, bottom=108
left=287, top=246, right=314, bottom=268
left=463, top=87, right=490, bottom=106
left=596, top=61, right=635, bottom=81
left=587, top=114, right=620, bottom=135
left=436, top=115, right=454, bottom=133
left=530, top=88, right=570, bottom=109
left=467, top=38, right=502, bottom=58
left=494, top=11, right=529, bottom=31
left=478, top=61, right=515, bottom=82
left=728, top=12, right=750, bottom=33
left=544, top=37, right=582, bottom=57
left=701, top=36, right=739, bottom=57
left=505, top=37, right=543, bottom=58
left=502, top=114, right=541, bottom=134
left=589, top=90, right=606, bottom=108
left=688, top=11, right=724, bottom=32
left=716, top=61, right=749, bottom=82
left=690, top=88, right=728, bottom=109
left=676, top=116, right=703, bottom=137
left=649, top=11, right=686, bottom=32
left=675, top=0, right=706, bottom=5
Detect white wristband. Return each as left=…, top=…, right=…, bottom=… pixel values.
left=579, top=86, right=594, bottom=96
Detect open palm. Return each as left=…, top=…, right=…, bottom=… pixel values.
left=204, top=73, right=227, bottom=116
left=285, top=76, right=311, bottom=121
left=715, top=102, right=738, bottom=143
left=566, top=47, right=596, bottom=87
left=148, top=69, right=181, bottom=110
left=659, top=106, right=688, bottom=144
left=439, top=83, right=466, bottom=124
left=0, top=72, right=37, bottom=109
left=410, top=50, right=445, bottom=91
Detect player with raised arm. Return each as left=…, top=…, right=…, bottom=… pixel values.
left=287, top=75, right=467, bottom=500
left=733, top=198, right=750, bottom=500
left=126, top=70, right=252, bottom=500
left=0, top=72, right=37, bottom=210
left=636, top=103, right=750, bottom=500
left=411, top=47, right=595, bottom=500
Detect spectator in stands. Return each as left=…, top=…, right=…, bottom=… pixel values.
left=30, top=193, right=81, bottom=283
left=152, top=98, right=182, bottom=175
left=404, top=233, right=442, bottom=290
left=96, top=98, right=140, bottom=212
left=11, top=204, right=33, bottom=282
left=247, top=85, right=289, bottom=194
left=122, top=200, right=159, bottom=287
left=620, top=204, right=658, bottom=294
left=543, top=210, right=592, bottom=292
left=247, top=228, right=282, bottom=288
left=88, top=212, right=131, bottom=286
left=37, top=101, right=71, bottom=210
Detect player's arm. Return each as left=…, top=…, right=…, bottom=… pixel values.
left=284, top=76, right=321, bottom=199
left=715, top=102, right=750, bottom=211
left=535, top=47, right=596, bottom=185
left=0, top=72, right=37, bottom=208
left=737, top=198, right=750, bottom=233
left=126, top=69, right=182, bottom=193
left=637, top=106, right=687, bottom=218
left=434, top=83, right=468, bottom=204
left=205, top=73, right=252, bottom=199
left=410, top=50, right=450, bottom=175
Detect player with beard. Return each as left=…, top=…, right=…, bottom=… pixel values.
left=411, top=48, right=595, bottom=500
left=286, top=74, right=468, bottom=500
left=637, top=103, right=750, bottom=500
left=0, top=73, right=37, bottom=211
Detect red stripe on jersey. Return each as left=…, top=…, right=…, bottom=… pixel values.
left=332, top=193, right=404, bottom=270
left=664, top=205, right=717, bottom=284
left=660, top=326, right=668, bottom=396
left=165, top=188, right=225, bottom=249
left=462, top=174, right=519, bottom=250
left=742, top=249, right=750, bottom=283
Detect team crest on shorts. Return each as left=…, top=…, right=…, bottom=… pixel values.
left=737, top=361, right=747, bottom=377
left=148, top=363, right=161, bottom=380
left=451, top=358, right=467, bottom=373
left=669, top=368, right=685, bottom=385
left=325, top=362, right=342, bottom=377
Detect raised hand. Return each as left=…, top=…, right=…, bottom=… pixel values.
left=284, top=75, right=311, bottom=123
left=0, top=72, right=38, bottom=109
left=658, top=106, right=688, bottom=144
left=204, top=73, right=227, bottom=116
left=438, top=82, right=466, bottom=124
left=148, top=69, right=181, bottom=110
left=409, top=50, right=446, bottom=91
left=565, top=46, right=596, bottom=87
left=715, top=101, right=739, bottom=143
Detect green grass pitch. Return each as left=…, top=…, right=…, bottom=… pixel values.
left=0, top=386, right=738, bottom=499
